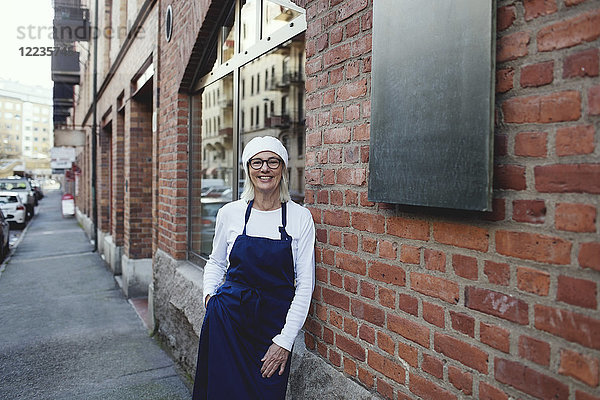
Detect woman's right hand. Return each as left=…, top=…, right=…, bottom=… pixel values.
left=204, top=294, right=211, bottom=308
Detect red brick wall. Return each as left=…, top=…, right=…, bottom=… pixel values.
left=124, top=94, right=154, bottom=259
left=302, top=0, right=599, bottom=399
left=112, top=109, right=125, bottom=245
left=156, top=0, right=221, bottom=259
left=98, top=123, right=111, bottom=231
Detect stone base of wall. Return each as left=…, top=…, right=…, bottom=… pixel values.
left=101, top=234, right=122, bottom=275
left=121, top=254, right=152, bottom=298
left=75, top=207, right=93, bottom=239
left=153, top=250, right=380, bottom=399
left=287, top=336, right=378, bottom=400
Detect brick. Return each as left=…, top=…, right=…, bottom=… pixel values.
left=344, top=317, right=358, bottom=336
left=497, top=32, right=530, bottom=63
left=496, top=230, right=572, bottom=264
left=388, top=314, right=430, bottom=347
left=590, top=85, right=600, bottom=115
left=514, top=131, right=547, bottom=157
left=409, top=373, right=457, bottom=400
left=579, top=242, right=600, bottom=271
left=434, top=332, right=488, bottom=373
left=379, top=287, right=395, bottom=309
left=336, top=252, right=367, bottom=275
left=560, top=349, right=600, bottom=386
left=336, top=334, right=365, bottom=361
left=337, top=79, right=367, bottom=101
left=324, top=327, right=334, bottom=344
left=351, top=298, right=385, bottom=326
left=565, top=0, right=587, bottom=5
left=336, top=168, right=366, bottom=186
left=367, top=350, right=405, bottom=384
left=343, top=356, right=356, bottom=377
left=535, top=304, right=600, bottom=349
left=535, top=164, right=600, bottom=193
left=465, top=286, right=529, bottom=325
left=495, top=134, right=508, bottom=157
left=502, top=91, right=581, bottom=123
left=433, top=222, right=489, bottom=252
left=556, top=125, right=595, bottom=156
left=378, top=240, right=396, bottom=260
left=344, top=276, right=358, bottom=293
left=322, top=287, right=350, bottom=311
left=369, top=261, right=405, bottom=286
left=358, top=367, right=374, bottom=388
left=577, top=391, right=600, bottom=400
left=423, top=301, right=445, bottom=328
left=556, top=203, right=597, bottom=232
left=520, top=61, right=554, bottom=87
left=398, top=293, right=418, bottom=316
left=351, top=211, right=385, bottom=233
left=361, top=236, right=376, bottom=253
left=538, top=10, right=600, bottom=51
left=424, top=249, right=445, bottom=272
left=448, top=365, right=473, bottom=395
left=400, top=245, right=420, bottom=264
left=323, top=43, right=352, bottom=69
left=479, top=382, right=508, bottom=400
left=557, top=275, right=597, bottom=309
left=480, top=322, right=510, bottom=353
left=377, top=331, right=395, bottom=355
left=452, top=254, right=478, bottom=280
left=411, top=272, right=459, bottom=304
left=324, top=127, right=351, bottom=144
left=496, top=68, right=514, bottom=93
left=523, top=0, right=558, bottom=21
left=329, top=350, right=341, bottom=367
left=422, top=354, right=443, bottom=379
left=517, top=266, right=550, bottom=296
left=387, top=216, right=430, bottom=241
left=494, top=164, right=526, bottom=190
left=450, top=311, right=475, bottom=337
left=360, top=280, right=376, bottom=299
left=323, top=209, right=350, bottom=226
left=376, top=378, right=394, bottom=400
left=519, top=335, right=551, bottom=366
left=512, top=199, right=546, bottom=223
left=343, top=232, right=358, bottom=252
left=398, top=342, right=418, bottom=368
left=359, top=324, right=375, bottom=344
left=496, top=358, right=568, bottom=399
left=564, top=48, right=599, bottom=78
left=484, top=260, right=510, bottom=286
left=497, top=5, right=516, bottom=31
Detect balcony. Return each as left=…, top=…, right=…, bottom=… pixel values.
left=265, top=114, right=290, bottom=129
left=53, top=5, right=90, bottom=42
left=51, top=50, right=80, bottom=84
left=267, top=71, right=304, bottom=91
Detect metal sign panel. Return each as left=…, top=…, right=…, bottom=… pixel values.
left=369, top=0, right=495, bottom=211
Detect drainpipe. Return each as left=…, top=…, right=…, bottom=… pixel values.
left=91, top=0, right=99, bottom=252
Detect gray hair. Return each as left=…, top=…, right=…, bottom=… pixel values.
left=240, top=164, right=291, bottom=203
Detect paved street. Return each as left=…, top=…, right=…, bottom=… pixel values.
left=0, top=190, right=191, bottom=400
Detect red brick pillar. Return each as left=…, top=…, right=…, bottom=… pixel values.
left=112, top=109, right=125, bottom=246
left=98, top=123, right=111, bottom=232
left=124, top=90, right=154, bottom=259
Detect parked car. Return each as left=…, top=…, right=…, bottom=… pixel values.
left=199, top=198, right=227, bottom=256
left=29, top=179, right=44, bottom=202
left=0, top=209, right=9, bottom=261
left=0, top=178, right=35, bottom=219
left=0, top=191, right=27, bottom=228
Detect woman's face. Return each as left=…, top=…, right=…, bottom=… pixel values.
left=248, top=151, right=283, bottom=197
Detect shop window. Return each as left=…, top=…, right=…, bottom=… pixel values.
left=189, top=0, right=306, bottom=259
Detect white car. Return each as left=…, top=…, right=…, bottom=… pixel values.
left=0, top=191, right=27, bottom=227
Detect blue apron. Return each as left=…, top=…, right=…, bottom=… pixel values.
left=193, top=200, right=295, bottom=399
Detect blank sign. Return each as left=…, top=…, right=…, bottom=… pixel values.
left=368, top=0, right=495, bottom=211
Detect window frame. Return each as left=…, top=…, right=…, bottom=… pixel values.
left=187, top=0, right=306, bottom=262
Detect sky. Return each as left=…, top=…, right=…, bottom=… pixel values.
left=0, top=0, right=54, bottom=89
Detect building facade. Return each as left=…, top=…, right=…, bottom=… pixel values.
left=0, top=80, right=53, bottom=177
left=68, top=0, right=600, bottom=399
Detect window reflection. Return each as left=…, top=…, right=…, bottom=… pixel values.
left=221, top=8, right=236, bottom=63
left=240, top=0, right=257, bottom=52
left=240, top=35, right=306, bottom=204
left=263, top=1, right=301, bottom=37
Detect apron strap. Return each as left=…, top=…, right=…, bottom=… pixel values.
left=279, top=201, right=290, bottom=240
left=242, top=200, right=253, bottom=235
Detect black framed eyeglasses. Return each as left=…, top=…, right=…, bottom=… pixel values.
left=248, top=157, right=282, bottom=170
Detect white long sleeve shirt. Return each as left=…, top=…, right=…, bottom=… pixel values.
left=202, top=199, right=316, bottom=351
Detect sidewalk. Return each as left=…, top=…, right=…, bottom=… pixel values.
left=0, top=190, right=191, bottom=400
